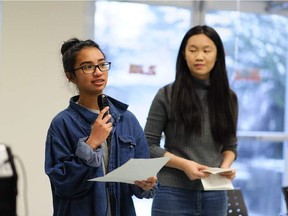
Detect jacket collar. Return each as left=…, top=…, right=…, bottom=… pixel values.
left=68, top=95, right=128, bottom=126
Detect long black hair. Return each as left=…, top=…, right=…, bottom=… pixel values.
left=171, top=25, right=238, bottom=144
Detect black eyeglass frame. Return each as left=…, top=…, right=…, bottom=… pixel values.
left=74, top=61, right=111, bottom=74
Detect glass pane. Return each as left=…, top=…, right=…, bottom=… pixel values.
left=94, top=1, right=191, bottom=127
left=235, top=139, right=284, bottom=216
left=206, top=11, right=288, bottom=216
left=206, top=11, right=288, bottom=132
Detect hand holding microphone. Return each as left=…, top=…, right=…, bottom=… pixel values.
left=86, top=94, right=112, bottom=149
left=97, top=94, right=112, bottom=147
left=97, top=94, right=110, bottom=119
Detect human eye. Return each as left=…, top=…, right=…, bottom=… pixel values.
left=82, top=65, right=95, bottom=73
left=82, top=65, right=93, bottom=69
left=99, top=62, right=110, bottom=71
left=100, top=62, right=108, bottom=67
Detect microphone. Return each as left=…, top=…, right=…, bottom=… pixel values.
left=97, top=94, right=110, bottom=118
left=97, top=94, right=112, bottom=147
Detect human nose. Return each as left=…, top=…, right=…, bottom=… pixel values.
left=195, top=51, right=204, bottom=60
left=93, top=66, right=103, bottom=75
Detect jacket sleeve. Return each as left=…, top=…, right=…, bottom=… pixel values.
left=45, top=121, right=103, bottom=198
left=75, top=137, right=103, bottom=167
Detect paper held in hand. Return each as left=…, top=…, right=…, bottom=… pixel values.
left=201, top=167, right=235, bottom=191
left=88, top=157, right=170, bottom=184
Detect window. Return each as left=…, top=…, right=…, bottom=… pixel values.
left=94, top=1, right=191, bottom=126
left=206, top=11, right=288, bottom=215
left=94, top=1, right=288, bottom=215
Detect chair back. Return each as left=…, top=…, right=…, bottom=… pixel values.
left=227, top=189, right=248, bottom=216
left=282, top=187, right=288, bottom=213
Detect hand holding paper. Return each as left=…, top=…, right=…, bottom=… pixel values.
left=201, top=167, right=236, bottom=190
left=134, top=176, right=158, bottom=191
left=88, top=157, right=170, bottom=184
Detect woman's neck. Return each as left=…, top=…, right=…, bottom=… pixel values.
left=191, top=75, right=210, bottom=90
left=77, top=95, right=99, bottom=110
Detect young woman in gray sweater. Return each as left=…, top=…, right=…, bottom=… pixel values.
left=144, top=25, right=238, bottom=216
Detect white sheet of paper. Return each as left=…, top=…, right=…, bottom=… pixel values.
left=88, top=157, right=170, bottom=184
left=201, top=167, right=235, bottom=191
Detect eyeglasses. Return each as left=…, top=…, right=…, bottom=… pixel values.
left=74, top=62, right=111, bottom=74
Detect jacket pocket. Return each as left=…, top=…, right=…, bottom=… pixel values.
left=118, top=136, right=136, bottom=164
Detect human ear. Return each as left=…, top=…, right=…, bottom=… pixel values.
left=65, top=72, right=76, bottom=83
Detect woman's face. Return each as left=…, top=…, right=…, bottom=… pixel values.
left=71, top=47, right=108, bottom=96
left=184, top=34, right=217, bottom=80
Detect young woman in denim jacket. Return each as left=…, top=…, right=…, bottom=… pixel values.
left=45, top=38, right=157, bottom=216
left=144, top=25, right=238, bottom=216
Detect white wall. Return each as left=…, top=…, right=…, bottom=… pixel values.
left=0, top=2, right=94, bottom=215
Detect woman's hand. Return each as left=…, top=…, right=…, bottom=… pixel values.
left=220, top=169, right=236, bottom=180
left=86, top=106, right=113, bottom=149
left=221, top=150, right=237, bottom=180
left=163, top=152, right=210, bottom=180
left=134, top=176, right=158, bottom=191
left=182, top=160, right=210, bottom=180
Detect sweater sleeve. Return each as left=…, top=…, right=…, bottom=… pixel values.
left=144, top=87, right=169, bottom=158
left=222, top=90, right=239, bottom=159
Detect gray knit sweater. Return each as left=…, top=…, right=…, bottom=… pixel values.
left=144, top=83, right=238, bottom=190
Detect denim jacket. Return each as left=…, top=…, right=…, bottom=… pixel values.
left=45, top=95, right=156, bottom=216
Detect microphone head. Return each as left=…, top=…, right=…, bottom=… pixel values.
left=97, top=94, right=109, bottom=111
left=97, top=95, right=112, bottom=144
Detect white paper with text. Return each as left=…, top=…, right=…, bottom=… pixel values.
left=201, top=167, right=235, bottom=190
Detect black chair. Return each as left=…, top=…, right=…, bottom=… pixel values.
left=0, top=144, right=17, bottom=216
left=281, top=187, right=288, bottom=215
left=227, top=189, right=248, bottom=216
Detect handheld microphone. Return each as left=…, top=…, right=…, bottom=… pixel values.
left=97, top=94, right=110, bottom=119
left=97, top=94, right=112, bottom=147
